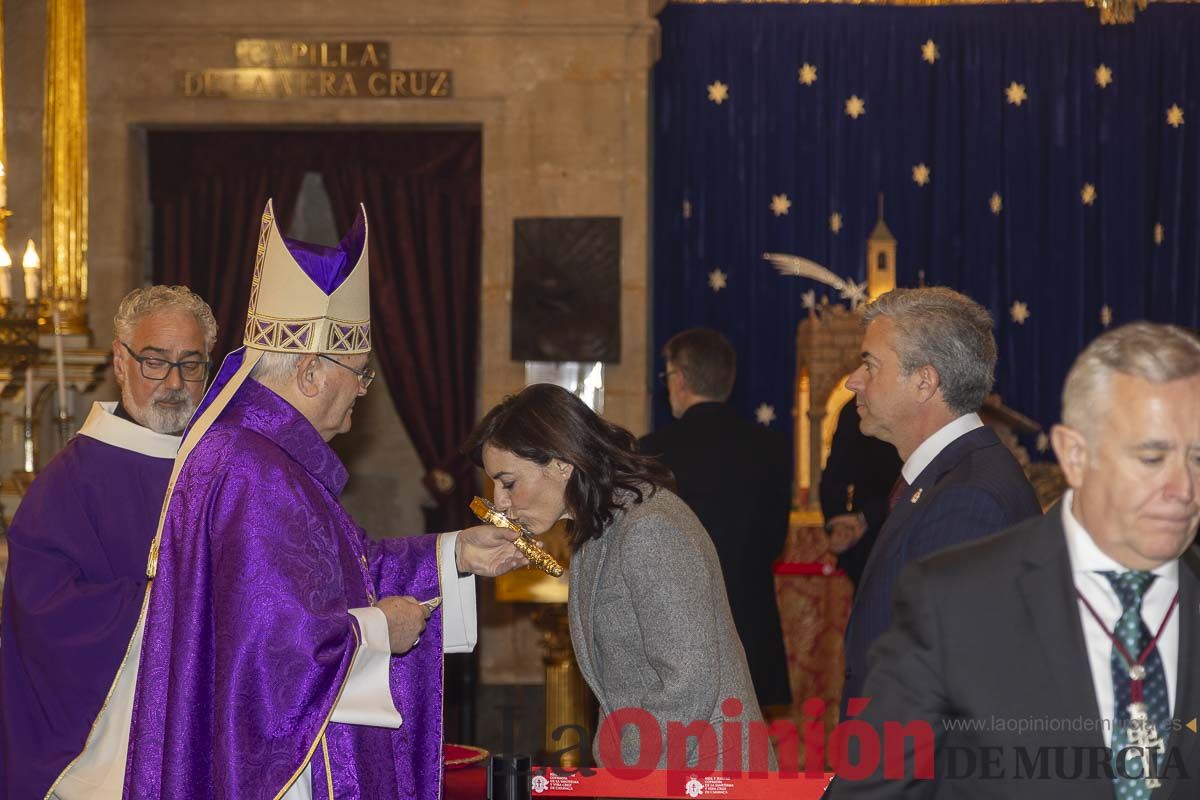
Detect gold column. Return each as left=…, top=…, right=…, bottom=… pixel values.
left=532, top=606, right=594, bottom=769
left=495, top=523, right=596, bottom=767
left=40, top=0, right=88, bottom=334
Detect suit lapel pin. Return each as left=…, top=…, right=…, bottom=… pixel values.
left=910, top=488, right=923, bottom=503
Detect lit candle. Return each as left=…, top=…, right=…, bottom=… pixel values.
left=0, top=162, right=8, bottom=209
left=22, top=239, right=39, bottom=302
left=53, top=307, right=68, bottom=418
left=0, top=245, right=11, bottom=301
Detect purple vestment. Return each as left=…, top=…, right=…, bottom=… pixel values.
left=0, top=434, right=172, bottom=800
left=123, top=371, right=445, bottom=800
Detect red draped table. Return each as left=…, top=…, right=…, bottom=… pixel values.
left=773, top=510, right=854, bottom=767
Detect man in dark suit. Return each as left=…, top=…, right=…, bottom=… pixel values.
left=840, top=287, right=1041, bottom=710
left=820, top=401, right=902, bottom=590
left=829, top=322, right=1200, bottom=798
left=640, top=328, right=792, bottom=710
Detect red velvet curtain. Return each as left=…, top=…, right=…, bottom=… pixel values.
left=149, top=129, right=481, bottom=527
left=148, top=132, right=311, bottom=362
left=318, top=131, right=481, bottom=529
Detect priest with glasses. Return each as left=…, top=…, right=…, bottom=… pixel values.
left=1, top=286, right=217, bottom=800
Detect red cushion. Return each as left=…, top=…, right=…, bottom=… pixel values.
left=444, top=743, right=489, bottom=770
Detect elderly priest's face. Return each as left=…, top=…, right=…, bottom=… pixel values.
left=112, top=308, right=209, bottom=435
left=311, top=351, right=371, bottom=441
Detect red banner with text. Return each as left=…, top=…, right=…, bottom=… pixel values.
left=529, top=768, right=834, bottom=798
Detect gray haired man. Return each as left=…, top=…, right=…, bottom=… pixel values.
left=828, top=322, right=1200, bottom=799
left=840, top=287, right=1041, bottom=710
left=0, top=285, right=216, bottom=799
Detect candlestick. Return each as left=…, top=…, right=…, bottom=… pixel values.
left=0, top=161, right=7, bottom=209
left=23, top=364, right=34, bottom=473
left=53, top=307, right=68, bottom=419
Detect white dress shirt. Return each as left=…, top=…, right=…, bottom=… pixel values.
left=900, top=412, right=984, bottom=484
left=1061, top=490, right=1179, bottom=748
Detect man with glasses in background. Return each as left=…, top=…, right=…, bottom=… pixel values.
left=639, top=327, right=793, bottom=714
left=0, top=286, right=217, bottom=800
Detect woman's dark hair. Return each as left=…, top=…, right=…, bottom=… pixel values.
left=465, top=383, right=674, bottom=550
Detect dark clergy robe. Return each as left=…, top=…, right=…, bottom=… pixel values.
left=0, top=403, right=179, bottom=800
left=640, top=401, right=792, bottom=707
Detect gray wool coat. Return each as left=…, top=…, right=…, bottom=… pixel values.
left=567, top=487, right=772, bottom=772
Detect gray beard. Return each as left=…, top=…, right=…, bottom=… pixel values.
left=119, top=382, right=197, bottom=435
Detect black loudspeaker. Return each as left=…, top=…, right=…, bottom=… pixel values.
left=511, top=217, right=621, bottom=363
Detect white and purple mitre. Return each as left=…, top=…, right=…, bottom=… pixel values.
left=242, top=196, right=371, bottom=356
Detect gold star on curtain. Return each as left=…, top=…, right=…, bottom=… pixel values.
left=1154, top=223, right=1164, bottom=245
left=770, top=194, right=791, bottom=216
left=1010, top=301, right=1030, bottom=324
left=921, top=39, right=938, bottom=64
left=1006, top=82, right=1028, bottom=106
left=1100, top=305, right=1113, bottom=327
left=1095, top=64, right=1113, bottom=89
left=1035, top=432, right=1049, bottom=453
left=708, top=268, right=728, bottom=292
left=845, top=95, right=866, bottom=119
left=682, top=199, right=692, bottom=219
left=1167, top=104, right=1185, bottom=128
left=707, top=81, right=729, bottom=105
left=755, top=403, right=777, bottom=426
left=830, top=212, right=843, bottom=233
left=1080, top=183, right=1097, bottom=206
left=799, top=63, right=817, bottom=86
left=912, top=163, right=931, bottom=186
left=989, top=192, right=1003, bottom=215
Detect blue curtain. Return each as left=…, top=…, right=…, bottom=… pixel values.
left=652, top=3, right=1200, bottom=452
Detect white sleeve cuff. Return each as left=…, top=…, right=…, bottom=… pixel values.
left=331, top=607, right=404, bottom=728
left=438, top=531, right=477, bottom=653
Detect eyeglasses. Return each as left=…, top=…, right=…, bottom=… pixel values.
left=120, top=342, right=210, bottom=382
left=657, top=370, right=679, bottom=386
left=319, top=354, right=376, bottom=389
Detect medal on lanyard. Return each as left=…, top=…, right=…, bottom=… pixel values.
left=1076, top=589, right=1178, bottom=787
